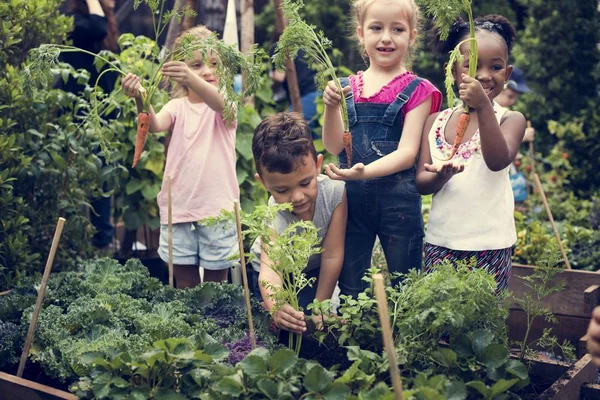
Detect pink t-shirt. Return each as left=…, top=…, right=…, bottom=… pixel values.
left=349, top=71, right=442, bottom=116
left=157, top=97, right=239, bottom=224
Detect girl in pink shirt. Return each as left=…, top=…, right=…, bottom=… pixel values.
left=122, top=26, right=239, bottom=288
left=321, top=0, right=441, bottom=297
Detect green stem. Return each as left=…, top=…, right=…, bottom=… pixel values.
left=56, top=46, right=125, bottom=76
left=465, top=8, right=478, bottom=115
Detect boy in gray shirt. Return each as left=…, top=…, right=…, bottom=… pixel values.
left=250, top=112, right=347, bottom=334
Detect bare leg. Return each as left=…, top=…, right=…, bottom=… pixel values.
left=203, top=268, right=229, bottom=283
left=173, top=264, right=201, bottom=288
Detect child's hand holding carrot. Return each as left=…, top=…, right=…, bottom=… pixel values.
left=121, top=72, right=145, bottom=99
left=458, top=74, right=490, bottom=110
left=424, top=160, right=465, bottom=177
left=323, top=80, right=351, bottom=107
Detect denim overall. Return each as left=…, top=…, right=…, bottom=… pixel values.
left=338, top=76, right=425, bottom=297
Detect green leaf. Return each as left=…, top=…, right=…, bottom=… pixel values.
left=80, top=351, right=105, bottom=365
left=125, top=178, right=144, bottom=195
left=430, top=348, right=457, bottom=368
left=453, top=334, right=473, bottom=358
left=445, top=380, right=467, bottom=400
left=322, top=382, right=350, bottom=400
left=268, top=349, right=297, bottom=374
left=143, top=154, right=164, bottom=175
left=257, top=378, right=279, bottom=399
left=304, top=364, right=331, bottom=393
left=466, top=381, right=489, bottom=398
left=48, top=150, right=66, bottom=169
left=240, top=355, right=268, bottom=377
left=141, top=183, right=160, bottom=200
left=472, top=330, right=494, bottom=358
left=505, top=359, right=529, bottom=380
left=216, top=375, right=245, bottom=396
left=236, top=133, right=254, bottom=160
left=489, top=379, right=519, bottom=398
left=480, top=344, right=509, bottom=369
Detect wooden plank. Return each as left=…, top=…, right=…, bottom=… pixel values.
left=584, top=285, right=600, bottom=314
left=580, top=333, right=590, bottom=360
left=509, top=265, right=600, bottom=318
left=0, top=372, right=77, bottom=400
left=580, top=383, right=600, bottom=399
left=507, top=310, right=591, bottom=358
left=539, top=354, right=596, bottom=399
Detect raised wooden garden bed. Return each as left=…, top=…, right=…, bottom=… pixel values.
left=0, top=371, right=77, bottom=400
left=508, top=264, right=600, bottom=358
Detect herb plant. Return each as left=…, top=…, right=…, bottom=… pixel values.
left=511, top=247, right=576, bottom=362
left=273, top=0, right=354, bottom=165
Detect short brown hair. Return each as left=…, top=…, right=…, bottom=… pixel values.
left=252, top=112, right=317, bottom=176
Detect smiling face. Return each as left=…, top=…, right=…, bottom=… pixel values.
left=357, top=0, right=416, bottom=72
left=256, top=155, right=323, bottom=221
left=454, top=31, right=513, bottom=102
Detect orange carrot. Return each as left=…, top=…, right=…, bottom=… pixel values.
left=343, top=131, right=353, bottom=167
left=443, top=111, right=470, bottom=161
left=132, top=112, right=150, bottom=168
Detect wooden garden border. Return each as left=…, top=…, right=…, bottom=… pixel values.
left=0, top=371, right=77, bottom=400
left=508, top=264, right=600, bottom=358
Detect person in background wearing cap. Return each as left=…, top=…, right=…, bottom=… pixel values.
left=496, top=67, right=535, bottom=143
left=496, top=67, right=534, bottom=208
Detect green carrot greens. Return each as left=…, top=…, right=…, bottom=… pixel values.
left=272, top=0, right=349, bottom=133
left=417, top=0, right=477, bottom=110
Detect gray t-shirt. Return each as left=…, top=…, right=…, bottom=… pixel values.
left=250, top=174, right=345, bottom=272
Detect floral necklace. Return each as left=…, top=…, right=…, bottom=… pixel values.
left=434, top=104, right=498, bottom=161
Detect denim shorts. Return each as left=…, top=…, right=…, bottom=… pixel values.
left=158, top=221, right=237, bottom=270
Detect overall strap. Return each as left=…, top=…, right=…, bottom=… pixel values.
left=339, top=77, right=357, bottom=126
left=381, top=77, right=423, bottom=126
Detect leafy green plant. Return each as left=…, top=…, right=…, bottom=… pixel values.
left=315, top=261, right=509, bottom=371
left=511, top=248, right=575, bottom=362
left=1, top=4, right=106, bottom=288
left=201, top=203, right=322, bottom=355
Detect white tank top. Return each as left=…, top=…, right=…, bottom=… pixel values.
left=425, top=102, right=517, bottom=250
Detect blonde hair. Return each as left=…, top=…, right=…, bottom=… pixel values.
left=170, top=25, right=214, bottom=98
left=351, top=0, right=421, bottom=66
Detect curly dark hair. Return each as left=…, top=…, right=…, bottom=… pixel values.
left=431, top=14, right=517, bottom=56
left=252, top=112, right=317, bottom=176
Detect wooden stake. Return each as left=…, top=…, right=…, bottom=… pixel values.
left=17, top=217, right=66, bottom=378
left=273, top=0, right=302, bottom=114
left=167, top=176, right=174, bottom=287
left=533, top=173, right=571, bottom=270
left=234, top=201, right=256, bottom=348
left=373, top=273, right=404, bottom=400
left=527, top=121, right=536, bottom=174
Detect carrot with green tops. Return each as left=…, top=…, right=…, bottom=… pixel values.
left=132, top=112, right=151, bottom=168
left=443, top=111, right=470, bottom=161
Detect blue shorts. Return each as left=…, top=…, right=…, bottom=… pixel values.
left=158, top=221, right=237, bottom=270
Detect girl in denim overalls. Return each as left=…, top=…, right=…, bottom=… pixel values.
left=322, top=0, right=441, bottom=297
